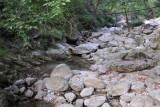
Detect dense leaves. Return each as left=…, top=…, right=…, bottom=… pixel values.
left=0, top=0, right=159, bottom=47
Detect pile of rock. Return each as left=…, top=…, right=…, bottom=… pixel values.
left=8, top=77, right=37, bottom=98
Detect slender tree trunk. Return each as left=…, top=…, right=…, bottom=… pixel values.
left=125, top=9, right=130, bottom=32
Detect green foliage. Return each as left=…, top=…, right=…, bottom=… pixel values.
left=0, top=0, right=71, bottom=47
left=0, top=49, right=8, bottom=58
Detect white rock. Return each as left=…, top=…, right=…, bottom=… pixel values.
left=105, top=81, right=131, bottom=96
left=101, top=103, right=111, bottom=107
left=72, top=43, right=99, bottom=54
left=64, top=92, right=76, bottom=102
left=56, top=104, right=75, bottom=107
left=84, top=95, right=106, bottom=107
left=149, top=90, right=160, bottom=102
left=53, top=96, right=66, bottom=104
left=25, top=90, right=34, bottom=98
left=84, top=79, right=106, bottom=89
left=98, top=33, right=113, bottom=42
left=76, top=99, right=84, bottom=107
left=129, top=95, right=154, bottom=107
left=80, top=87, right=94, bottom=97
left=50, top=64, right=73, bottom=79
left=45, top=77, right=68, bottom=92
left=131, top=81, right=145, bottom=93
left=69, top=75, right=84, bottom=92
left=120, top=93, right=136, bottom=102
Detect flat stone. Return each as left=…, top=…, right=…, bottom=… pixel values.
left=105, top=81, right=131, bottom=96
left=145, top=78, right=156, bottom=89
left=14, top=79, right=25, bottom=86
left=69, top=75, right=84, bottom=92
left=131, top=81, right=145, bottom=93
left=120, top=93, right=136, bottom=102
left=80, top=87, right=94, bottom=97
left=50, top=64, right=73, bottom=79
left=45, top=77, right=68, bottom=92
left=149, top=90, right=160, bottom=102
left=129, top=95, right=154, bottom=107
left=110, top=60, right=150, bottom=72
left=84, top=79, right=106, bottom=89
left=84, top=95, right=106, bottom=107
left=98, top=33, right=113, bottom=42
left=72, top=43, right=99, bottom=54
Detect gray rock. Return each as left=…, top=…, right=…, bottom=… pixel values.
left=64, top=92, right=76, bottom=102
left=56, top=104, right=75, bottom=107
left=105, top=81, right=131, bottom=96
left=108, top=41, right=119, bottom=47
left=143, top=29, right=153, bottom=35
left=46, top=47, right=70, bottom=60
left=131, top=81, right=145, bottom=93
left=35, top=90, right=47, bottom=100
left=69, top=75, right=84, bottom=92
left=45, top=77, right=68, bottom=92
left=149, top=90, right=160, bottom=102
left=124, top=51, right=147, bottom=60
left=150, top=43, right=158, bottom=49
left=34, top=80, right=45, bottom=92
left=110, top=60, right=150, bottom=72
left=120, top=93, right=136, bottom=102
left=140, top=69, right=156, bottom=78
left=98, top=33, right=113, bottom=42
left=25, top=90, right=34, bottom=97
left=145, top=78, right=156, bottom=89
left=19, top=87, right=26, bottom=94
left=84, top=79, right=106, bottom=89
left=14, top=79, right=25, bottom=87
left=135, top=35, right=144, bottom=46
left=101, top=103, right=111, bottom=107
left=80, top=87, right=94, bottom=97
left=25, top=77, right=37, bottom=86
left=76, top=99, right=84, bottom=107
left=72, top=43, right=99, bottom=54
left=51, top=64, right=73, bottom=80
left=10, top=85, right=19, bottom=94
left=129, top=95, right=154, bottom=107
left=84, top=95, right=106, bottom=107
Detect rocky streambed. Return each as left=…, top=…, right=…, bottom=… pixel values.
left=2, top=18, right=160, bottom=107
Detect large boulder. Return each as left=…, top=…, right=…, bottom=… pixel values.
left=105, top=81, right=131, bottom=96
left=46, top=44, right=71, bottom=59
left=45, top=77, right=68, bottom=92
left=51, top=64, right=73, bottom=80
left=72, top=43, right=99, bottom=54
left=110, top=60, right=150, bottom=72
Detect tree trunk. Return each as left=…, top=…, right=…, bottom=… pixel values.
left=125, top=9, right=130, bottom=32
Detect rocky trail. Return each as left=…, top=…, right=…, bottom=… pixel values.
left=3, top=18, right=160, bottom=107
